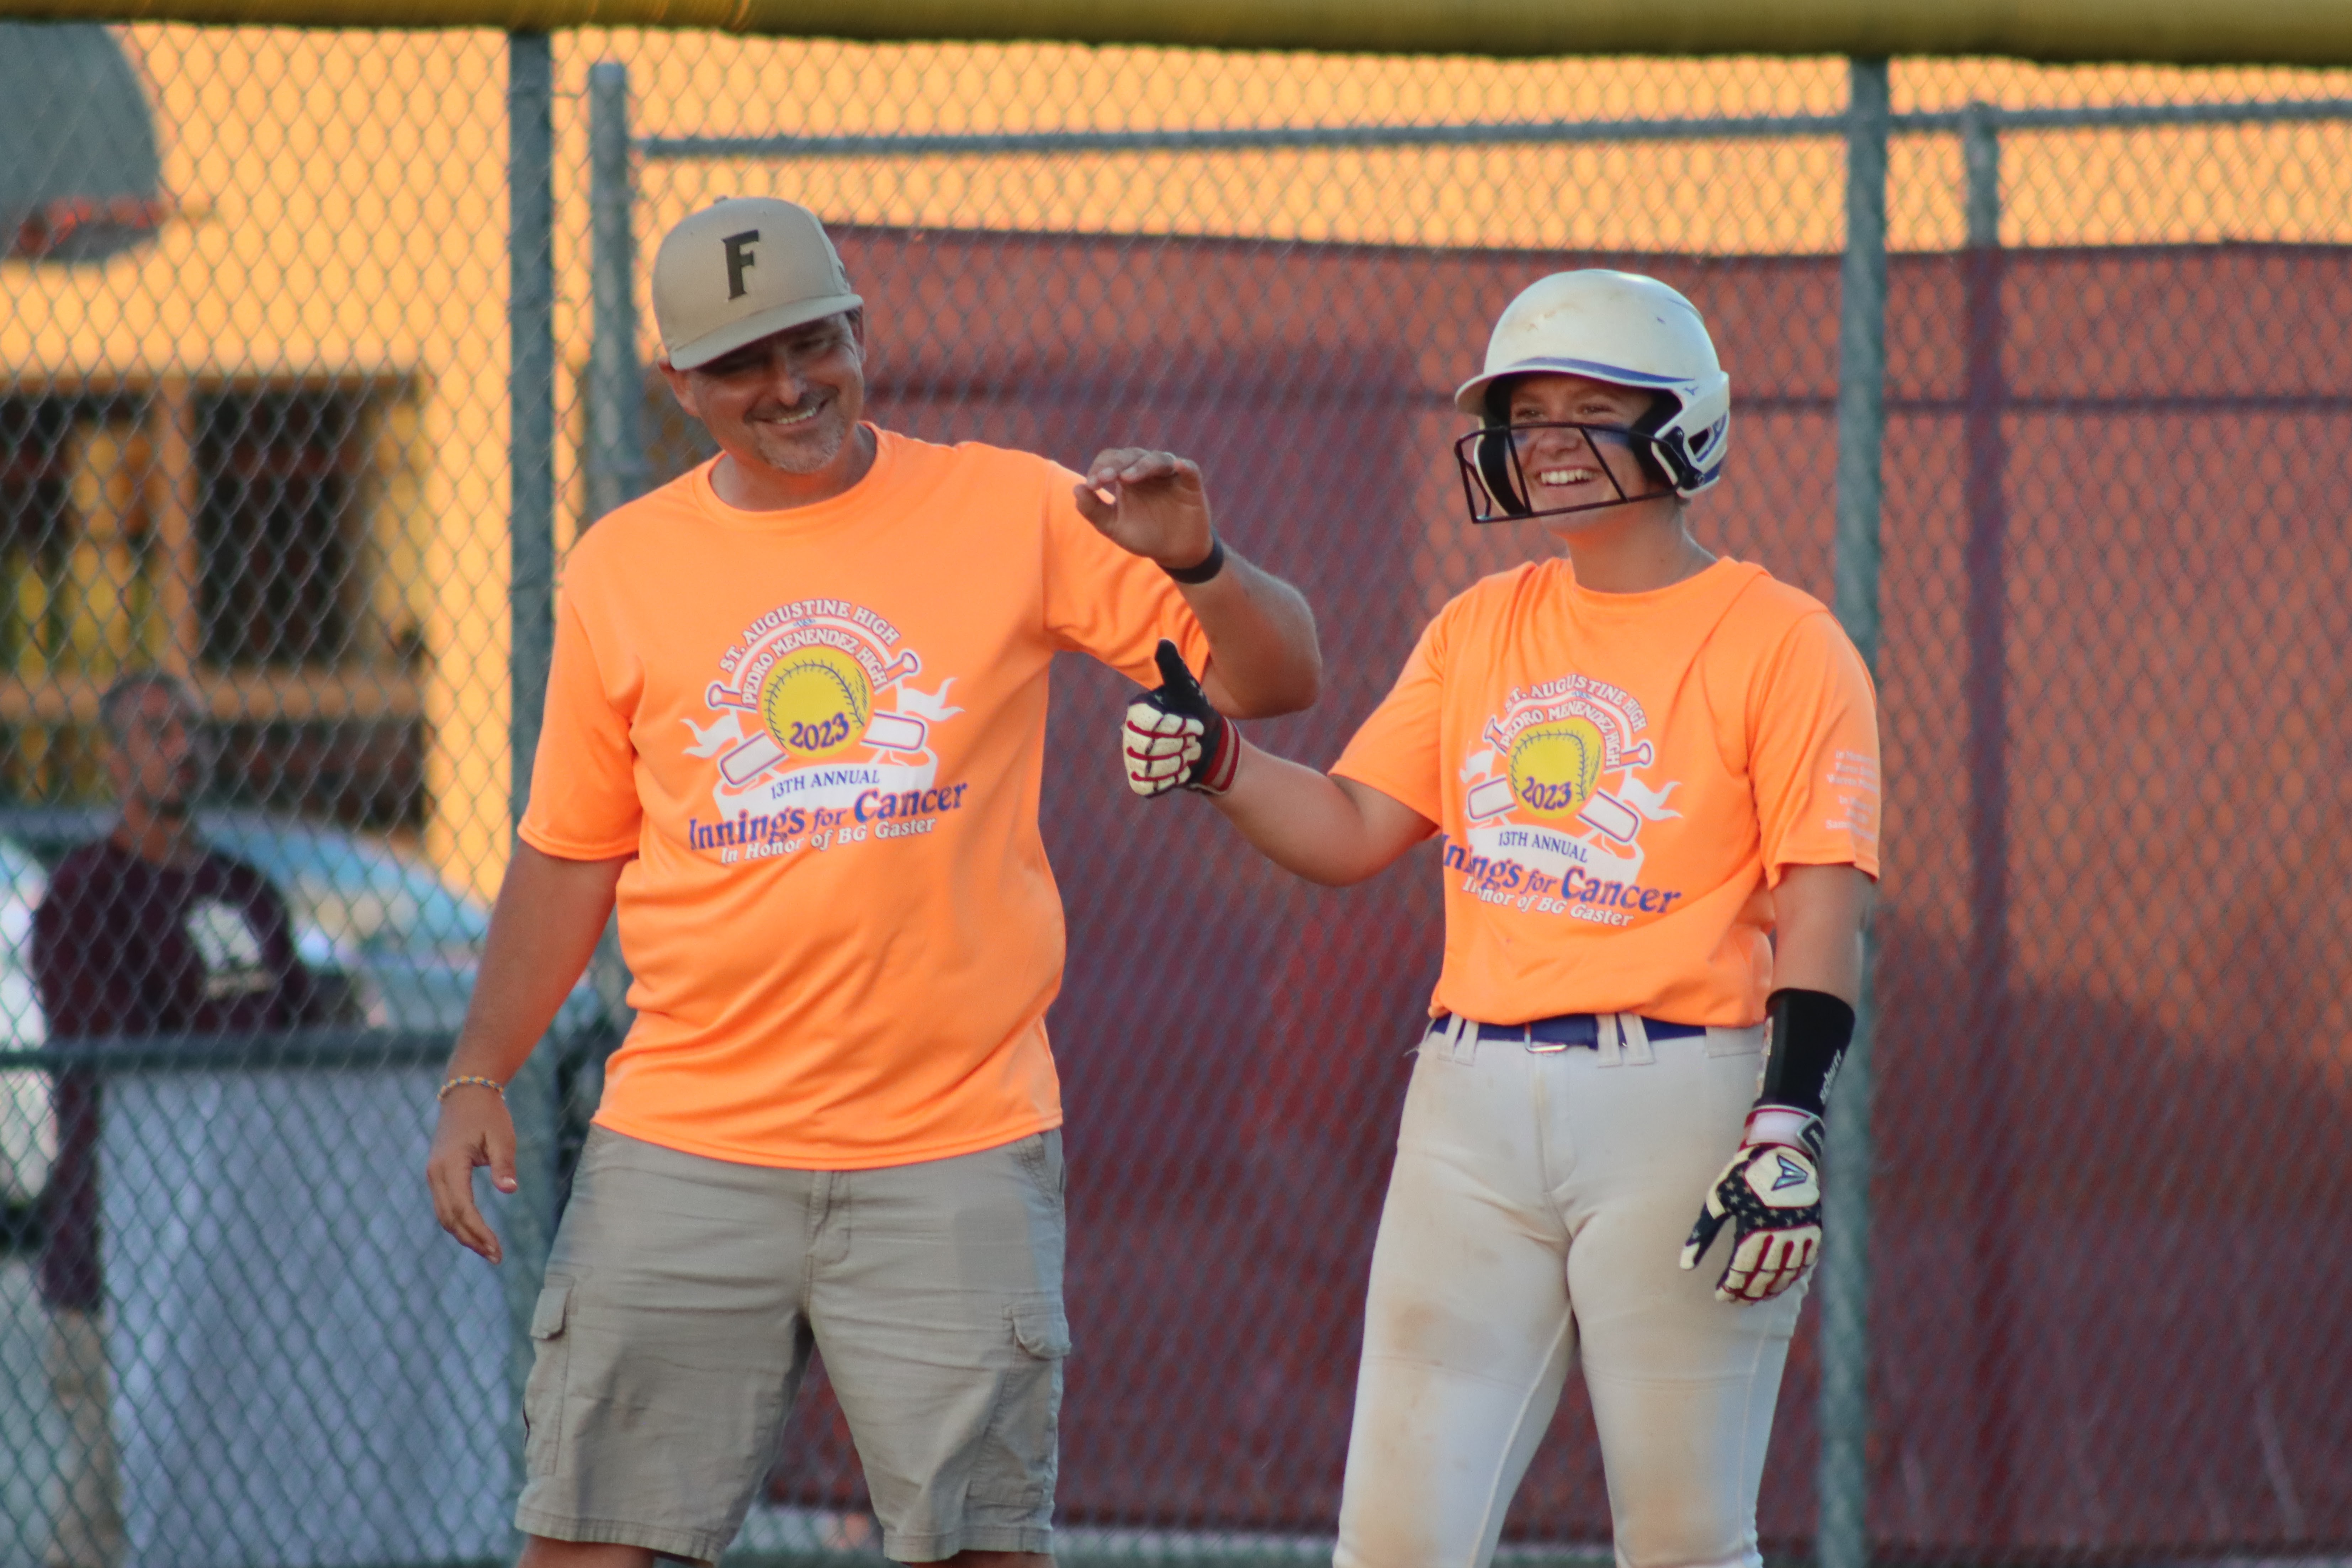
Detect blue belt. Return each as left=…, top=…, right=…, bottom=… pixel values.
left=1431, top=1012, right=1707, bottom=1049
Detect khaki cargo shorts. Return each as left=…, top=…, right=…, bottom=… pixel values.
left=515, top=1126, right=1070, bottom=1564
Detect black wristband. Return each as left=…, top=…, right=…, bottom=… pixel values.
left=1757, top=986, right=1857, bottom=1117
left=1163, top=534, right=1225, bottom=585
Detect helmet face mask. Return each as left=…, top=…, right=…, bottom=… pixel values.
left=1457, top=420, right=1654, bottom=525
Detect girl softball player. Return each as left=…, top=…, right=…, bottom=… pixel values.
left=1123, top=271, right=1881, bottom=1568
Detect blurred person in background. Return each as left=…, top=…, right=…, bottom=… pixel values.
left=29, top=671, right=328, bottom=1568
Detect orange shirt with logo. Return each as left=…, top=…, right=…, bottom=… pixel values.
left=1333, top=557, right=1880, bottom=1027
left=521, top=430, right=1210, bottom=1169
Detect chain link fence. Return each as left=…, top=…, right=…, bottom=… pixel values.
left=3, top=21, right=2350, bottom=1566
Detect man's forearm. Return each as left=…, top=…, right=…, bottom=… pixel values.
left=445, top=843, right=631, bottom=1083
left=1182, top=550, right=1321, bottom=718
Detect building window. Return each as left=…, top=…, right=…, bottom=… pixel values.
left=196, top=388, right=362, bottom=670
left=0, top=392, right=157, bottom=686
left=0, top=378, right=426, bottom=828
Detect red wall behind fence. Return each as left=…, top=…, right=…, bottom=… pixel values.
left=726, top=230, right=2352, bottom=1556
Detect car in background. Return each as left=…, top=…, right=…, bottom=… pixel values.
left=0, top=835, right=53, bottom=1208
left=0, top=808, right=608, bottom=1207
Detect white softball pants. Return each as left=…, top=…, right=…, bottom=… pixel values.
left=1334, top=1017, right=1806, bottom=1568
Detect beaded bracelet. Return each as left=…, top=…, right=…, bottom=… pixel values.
left=436, top=1075, right=505, bottom=1101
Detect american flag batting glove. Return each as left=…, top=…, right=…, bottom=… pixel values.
left=1678, top=1109, right=1825, bottom=1304
left=1124, top=640, right=1239, bottom=797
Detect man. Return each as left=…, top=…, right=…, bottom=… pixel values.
left=30, top=671, right=328, bottom=1568
left=425, top=197, right=1320, bottom=1568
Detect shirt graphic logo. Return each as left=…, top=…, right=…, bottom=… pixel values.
left=756, top=643, right=879, bottom=766
left=1507, top=717, right=1607, bottom=820
left=184, top=899, right=270, bottom=999
left=1447, top=672, right=1685, bottom=925
left=682, top=598, right=965, bottom=861
left=1465, top=675, right=1664, bottom=849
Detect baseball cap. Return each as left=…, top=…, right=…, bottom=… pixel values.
left=652, top=197, right=864, bottom=371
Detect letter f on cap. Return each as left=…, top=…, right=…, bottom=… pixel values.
left=723, top=230, right=759, bottom=299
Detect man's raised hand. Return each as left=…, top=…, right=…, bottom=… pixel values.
left=1124, top=640, right=1239, bottom=797
left=1075, top=449, right=1218, bottom=573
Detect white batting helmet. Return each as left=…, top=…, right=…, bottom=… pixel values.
left=1455, top=270, right=1731, bottom=499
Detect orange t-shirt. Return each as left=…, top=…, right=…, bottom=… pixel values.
left=1333, top=557, right=1880, bottom=1027
left=520, top=430, right=1210, bottom=1169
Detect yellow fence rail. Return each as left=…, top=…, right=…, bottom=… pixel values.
left=1, top=0, right=2351, bottom=66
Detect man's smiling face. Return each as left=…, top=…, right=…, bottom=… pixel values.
left=664, top=311, right=868, bottom=481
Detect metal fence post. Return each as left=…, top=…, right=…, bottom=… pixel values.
left=1819, top=53, right=1889, bottom=1568
left=1959, top=99, right=2021, bottom=1547
left=510, top=32, right=556, bottom=832
left=503, top=26, right=560, bottom=1524
left=586, top=60, right=650, bottom=525
left=571, top=59, right=643, bottom=1218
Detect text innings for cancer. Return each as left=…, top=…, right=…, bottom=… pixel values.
left=688, top=782, right=971, bottom=863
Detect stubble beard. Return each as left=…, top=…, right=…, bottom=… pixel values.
left=747, top=404, right=850, bottom=476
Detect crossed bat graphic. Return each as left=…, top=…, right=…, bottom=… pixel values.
left=1466, top=721, right=1654, bottom=843
left=705, top=648, right=927, bottom=787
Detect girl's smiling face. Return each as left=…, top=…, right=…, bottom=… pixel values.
left=1500, top=372, right=1672, bottom=520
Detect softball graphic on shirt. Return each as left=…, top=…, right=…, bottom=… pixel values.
left=682, top=599, right=963, bottom=842
left=1457, top=672, right=1682, bottom=894
left=759, top=645, right=875, bottom=762
left=1505, top=717, right=1608, bottom=820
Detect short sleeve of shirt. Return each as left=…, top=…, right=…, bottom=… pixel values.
left=1038, top=464, right=1212, bottom=684
left=1749, top=610, right=1882, bottom=884
left=519, top=583, right=643, bottom=860
left=1330, top=608, right=1450, bottom=825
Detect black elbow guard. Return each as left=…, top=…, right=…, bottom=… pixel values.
left=1757, top=987, right=1857, bottom=1117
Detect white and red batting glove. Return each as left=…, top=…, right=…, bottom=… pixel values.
left=1124, top=639, right=1239, bottom=797
left=1679, top=1108, right=1824, bottom=1304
